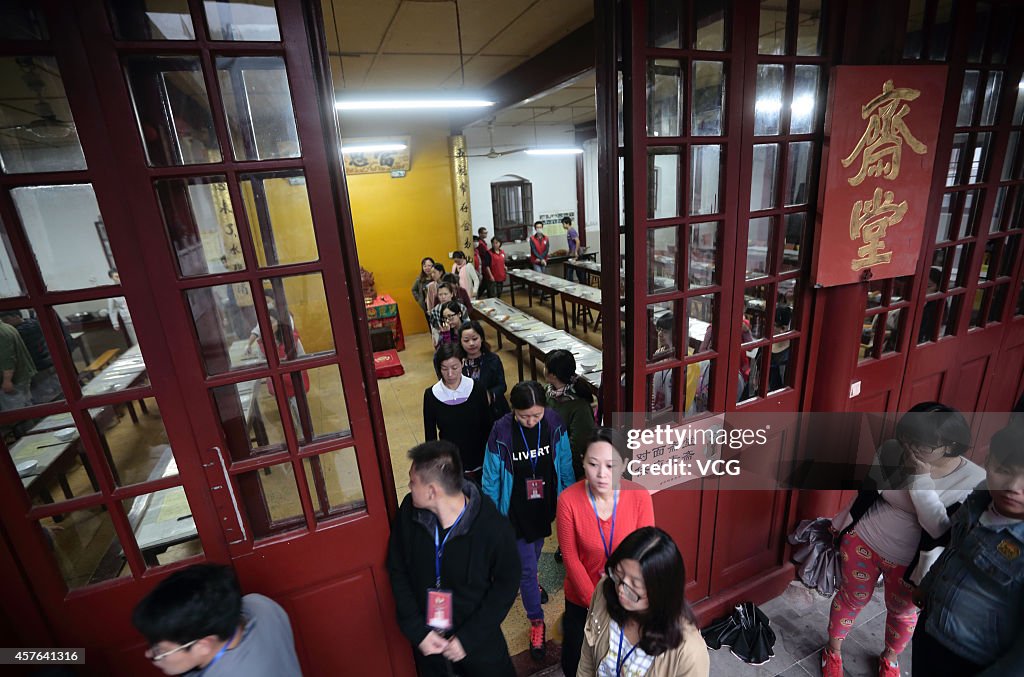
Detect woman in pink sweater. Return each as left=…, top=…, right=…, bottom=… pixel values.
left=556, top=428, right=655, bottom=677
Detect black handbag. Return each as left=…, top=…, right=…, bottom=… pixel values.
left=788, top=517, right=841, bottom=597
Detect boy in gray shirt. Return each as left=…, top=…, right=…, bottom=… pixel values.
left=132, top=564, right=302, bottom=676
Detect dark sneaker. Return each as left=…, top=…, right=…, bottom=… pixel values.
left=529, top=619, right=546, bottom=660
left=539, top=585, right=549, bottom=604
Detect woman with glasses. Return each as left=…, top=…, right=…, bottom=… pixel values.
left=482, top=380, right=574, bottom=662
left=435, top=301, right=464, bottom=348
left=821, top=402, right=985, bottom=677
left=556, top=428, right=655, bottom=677
left=577, top=526, right=709, bottom=676
left=423, top=343, right=492, bottom=481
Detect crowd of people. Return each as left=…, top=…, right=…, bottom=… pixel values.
left=128, top=405, right=1024, bottom=677
left=117, top=246, right=1024, bottom=677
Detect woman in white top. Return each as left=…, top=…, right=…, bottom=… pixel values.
left=821, top=402, right=985, bottom=677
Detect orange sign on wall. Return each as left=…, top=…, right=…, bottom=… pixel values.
left=812, top=66, right=947, bottom=287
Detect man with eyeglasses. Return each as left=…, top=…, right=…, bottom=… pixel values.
left=132, top=564, right=301, bottom=676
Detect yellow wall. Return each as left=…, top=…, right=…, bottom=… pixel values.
left=345, top=126, right=458, bottom=335
left=237, top=124, right=456, bottom=342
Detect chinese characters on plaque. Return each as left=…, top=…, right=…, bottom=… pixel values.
left=341, top=136, right=411, bottom=175
left=813, top=67, right=946, bottom=287
left=448, top=135, right=473, bottom=257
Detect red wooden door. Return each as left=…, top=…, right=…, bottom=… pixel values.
left=893, top=3, right=1024, bottom=463
left=606, top=0, right=833, bottom=611
left=0, top=2, right=410, bottom=675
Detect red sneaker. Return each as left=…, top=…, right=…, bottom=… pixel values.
left=821, top=647, right=843, bottom=677
left=529, top=619, right=546, bottom=660
left=878, top=655, right=900, bottom=677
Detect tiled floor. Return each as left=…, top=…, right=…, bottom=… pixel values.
left=376, top=298, right=914, bottom=677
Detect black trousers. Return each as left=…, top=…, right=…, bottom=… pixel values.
left=413, top=634, right=515, bottom=677
left=561, top=600, right=589, bottom=677
left=911, top=620, right=985, bottom=676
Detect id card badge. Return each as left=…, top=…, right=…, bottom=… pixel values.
left=526, top=478, right=545, bottom=500
left=426, top=588, right=453, bottom=631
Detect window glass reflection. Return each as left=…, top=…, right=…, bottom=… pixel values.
left=781, top=212, right=805, bottom=274
left=746, top=217, right=772, bottom=279
left=790, top=65, right=819, bottom=134
left=237, top=460, right=305, bottom=540
left=750, top=144, right=778, bottom=211
left=212, top=378, right=287, bottom=459
left=303, top=448, right=365, bottom=519
left=688, top=222, right=718, bottom=288
left=0, top=56, right=85, bottom=174
left=55, top=297, right=149, bottom=390
left=88, top=398, right=172, bottom=488
left=0, top=308, right=62, bottom=407
left=693, top=0, right=727, bottom=51
left=758, top=1, right=786, bottom=55
left=648, top=0, right=683, bottom=49
left=121, top=483, right=203, bottom=568
left=204, top=0, right=280, bottom=41
left=123, top=55, right=222, bottom=166
left=35, top=505, right=122, bottom=589
left=239, top=172, right=319, bottom=267
left=795, top=0, right=823, bottom=56
left=8, top=414, right=93, bottom=508
left=785, top=141, right=814, bottom=206
left=185, top=283, right=266, bottom=376
left=261, top=273, right=335, bottom=361
left=647, top=149, right=682, bottom=219
left=647, top=227, right=678, bottom=294
left=216, top=57, right=300, bottom=160
left=0, top=218, right=25, bottom=298
left=283, top=364, right=350, bottom=445
left=155, top=176, right=245, bottom=278
left=754, top=65, right=784, bottom=135
left=109, top=0, right=196, bottom=40
left=647, top=60, right=682, bottom=138
left=691, top=61, right=725, bottom=136
left=11, top=185, right=114, bottom=292
left=690, top=145, right=721, bottom=215
left=0, top=1, right=48, bottom=40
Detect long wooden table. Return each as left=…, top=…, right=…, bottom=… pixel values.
left=508, top=269, right=611, bottom=335
left=470, top=298, right=602, bottom=391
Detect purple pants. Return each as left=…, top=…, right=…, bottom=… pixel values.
left=517, top=538, right=545, bottom=620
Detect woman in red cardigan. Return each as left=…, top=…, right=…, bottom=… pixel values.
left=556, top=427, right=655, bottom=677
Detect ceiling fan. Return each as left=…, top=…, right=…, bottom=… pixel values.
left=0, top=58, right=76, bottom=141
left=465, top=123, right=525, bottom=158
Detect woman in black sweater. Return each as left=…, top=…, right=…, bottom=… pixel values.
left=423, top=343, right=492, bottom=480
left=459, top=320, right=510, bottom=422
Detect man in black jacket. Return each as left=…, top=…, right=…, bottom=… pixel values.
left=387, top=441, right=520, bottom=676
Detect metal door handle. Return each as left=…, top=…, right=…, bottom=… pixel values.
left=212, top=446, right=247, bottom=543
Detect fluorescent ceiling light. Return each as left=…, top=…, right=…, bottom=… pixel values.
left=336, top=99, right=494, bottom=111
left=524, top=148, right=584, bottom=155
left=341, top=143, right=408, bottom=153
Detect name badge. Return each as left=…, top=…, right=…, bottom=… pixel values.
left=426, top=589, right=454, bottom=631
left=997, top=539, right=1021, bottom=561
left=526, top=478, right=545, bottom=500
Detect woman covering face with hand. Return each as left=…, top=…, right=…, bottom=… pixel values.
left=556, top=429, right=655, bottom=677
left=577, top=526, right=709, bottom=677
left=822, top=402, right=985, bottom=677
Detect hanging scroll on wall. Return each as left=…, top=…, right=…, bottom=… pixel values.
left=448, top=135, right=473, bottom=257
left=812, top=66, right=947, bottom=287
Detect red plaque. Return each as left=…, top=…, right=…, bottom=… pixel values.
left=812, top=66, right=947, bottom=287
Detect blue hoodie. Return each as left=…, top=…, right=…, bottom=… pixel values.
left=482, top=408, right=574, bottom=516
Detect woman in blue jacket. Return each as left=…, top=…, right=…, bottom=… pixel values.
left=482, top=380, right=573, bottom=662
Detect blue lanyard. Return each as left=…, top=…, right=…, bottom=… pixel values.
left=202, top=624, right=240, bottom=675
left=518, top=420, right=542, bottom=477
left=616, top=625, right=639, bottom=677
left=433, top=501, right=467, bottom=587
left=587, top=486, right=618, bottom=559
